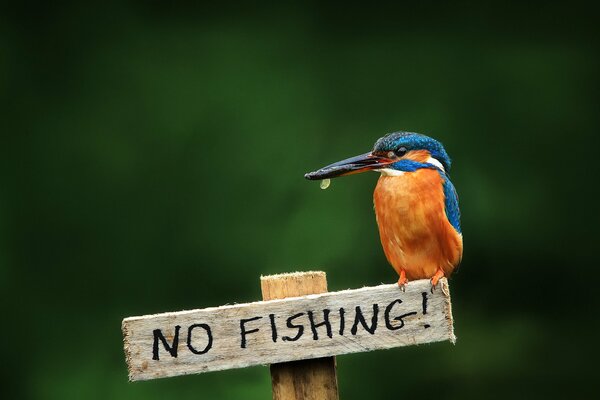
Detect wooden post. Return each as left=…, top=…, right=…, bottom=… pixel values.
left=261, top=271, right=339, bottom=400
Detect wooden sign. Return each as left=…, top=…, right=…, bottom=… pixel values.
left=122, top=277, right=455, bottom=381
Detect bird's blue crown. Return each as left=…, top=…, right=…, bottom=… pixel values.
left=373, top=131, right=452, bottom=172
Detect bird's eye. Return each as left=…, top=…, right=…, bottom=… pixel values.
left=394, top=147, right=408, bottom=157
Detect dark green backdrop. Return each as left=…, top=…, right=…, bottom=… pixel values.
left=3, top=2, right=598, bottom=399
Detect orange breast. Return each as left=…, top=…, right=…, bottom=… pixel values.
left=373, top=169, right=463, bottom=280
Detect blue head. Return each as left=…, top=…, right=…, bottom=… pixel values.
left=372, top=132, right=451, bottom=173
left=305, top=131, right=452, bottom=178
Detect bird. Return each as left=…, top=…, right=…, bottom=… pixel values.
left=305, top=131, right=462, bottom=290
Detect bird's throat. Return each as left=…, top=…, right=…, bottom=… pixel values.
left=376, top=168, right=405, bottom=176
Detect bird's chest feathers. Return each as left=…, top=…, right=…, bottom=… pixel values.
left=374, top=169, right=444, bottom=224
left=373, top=169, right=448, bottom=246
left=373, top=169, right=462, bottom=279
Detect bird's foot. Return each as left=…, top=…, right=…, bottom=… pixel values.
left=397, top=270, right=408, bottom=292
left=430, top=269, right=445, bottom=293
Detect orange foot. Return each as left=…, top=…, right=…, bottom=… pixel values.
left=397, top=270, right=408, bottom=292
left=430, top=269, right=445, bottom=293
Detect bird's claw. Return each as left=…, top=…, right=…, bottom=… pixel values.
left=430, top=269, right=444, bottom=293
left=430, top=282, right=436, bottom=293
left=397, top=271, right=408, bottom=292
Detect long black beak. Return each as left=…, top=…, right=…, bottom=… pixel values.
left=304, top=152, right=394, bottom=180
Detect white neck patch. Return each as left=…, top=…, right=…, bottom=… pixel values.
left=376, top=168, right=404, bottom=176
left=426, top=156, right=445, bottom=172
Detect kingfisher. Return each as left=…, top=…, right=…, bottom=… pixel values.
left=305, top=132, right=462, bottom=290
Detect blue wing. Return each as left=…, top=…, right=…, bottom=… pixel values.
left=442, top=175, right=461, bottom=234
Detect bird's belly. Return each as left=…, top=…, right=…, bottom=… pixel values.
left=373, top=171, right=462, bottom=280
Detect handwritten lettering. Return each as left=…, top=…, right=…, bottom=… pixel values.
left=148, top=298, right=428, bottom=360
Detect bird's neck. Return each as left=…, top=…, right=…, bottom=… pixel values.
left=375, top=169, right=444, bottom=204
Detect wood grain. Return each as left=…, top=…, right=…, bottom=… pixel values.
left=122, top=275, right=455, bottom=381
left=261, top=272, right=338, bottom=400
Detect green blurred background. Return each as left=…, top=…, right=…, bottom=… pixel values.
left=3, top=2, right=598, bottom=399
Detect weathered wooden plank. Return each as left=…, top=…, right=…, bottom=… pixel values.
left=122, top=277, right=455, bottom=381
